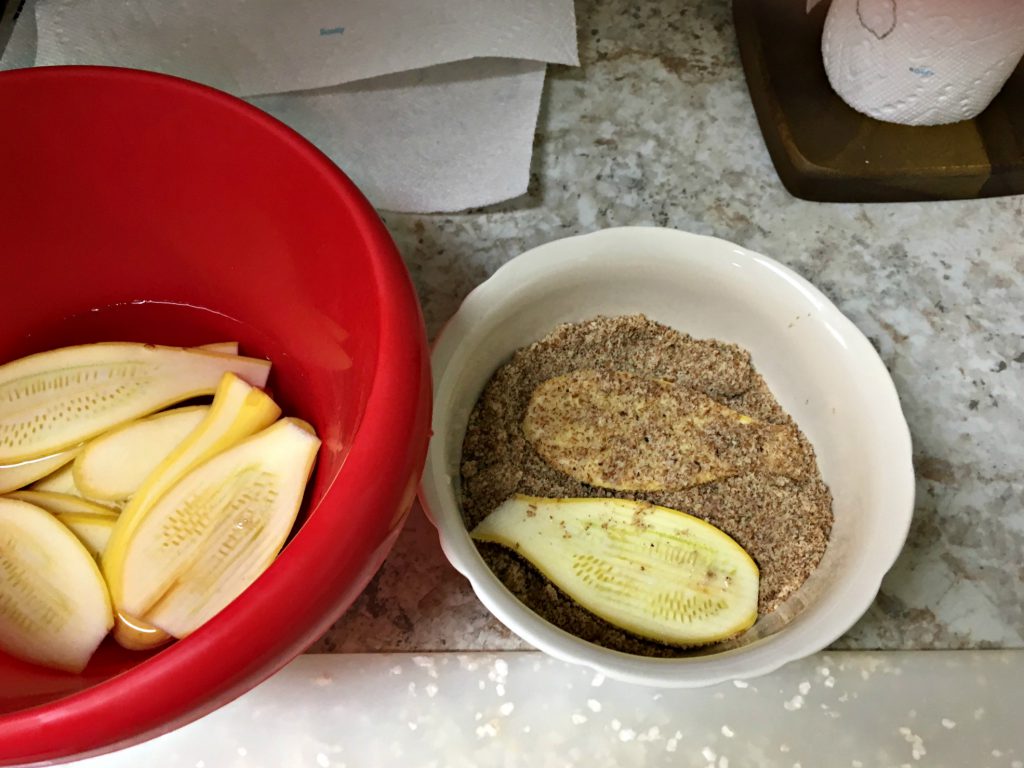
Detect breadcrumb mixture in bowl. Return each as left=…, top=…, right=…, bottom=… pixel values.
left=420, top=227, right=914, bottom=687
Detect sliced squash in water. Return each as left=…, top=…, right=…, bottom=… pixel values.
left=55, top=513, right=116, bottom=560
left=74, top=406, right=210, bottom=501
left=102, top=372, right=282, bottom=611
left=0, top=447, right=79, bottom=494
left=112, top=612, right=171, bottom=651
left=0, top=498, right=114, bottom=673
left=196, top=342, right=239, bottom=355
left=6, top=490, right=119, bottom=517
left=116, top=418, right=319, bottom=637
left=523, top=369, right=812, bottom=491
left=0, top=342, right=271, bottom=464
left=471, top=494, right=759, bottom=647
left=28, top=461, right=82, bottom=497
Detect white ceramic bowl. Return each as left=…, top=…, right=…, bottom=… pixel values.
left=419, top=227, right=914, bottom=687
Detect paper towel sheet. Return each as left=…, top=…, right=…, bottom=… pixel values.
left=3, top=0, right=574, bottom=213
left=251, top=58, right=546, bottom=213
left=33, top=0, right=577, bottom=96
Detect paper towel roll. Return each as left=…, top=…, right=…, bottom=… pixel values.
left=822, top=0, right=1024, bottom=126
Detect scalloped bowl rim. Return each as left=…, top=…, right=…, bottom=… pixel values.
left=419, top=226, right=914, bottom=688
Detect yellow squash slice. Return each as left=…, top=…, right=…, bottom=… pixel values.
left=102, top=373, right=281, bottom=612
left=0, top=498, right=114, bottom=672
left=117, top=418, right=319, bottom=637
left=55, top=513, right=116, bottom=561
left=112, top=612, right=171, bottom=651
left=29, top=462, right=82, bottom=497
left=0, top=447, right=79, bottom=494
left=523, top=369, right=812, bottom=491
left=6, top=490, right=119, bottom=516
left=196, top=342, right=239, bottom=355
left=471, top=495, right=759, bottom=647
left=0, top=342, right=271, bottom=464
left=73, top=406, right=209, bottom=501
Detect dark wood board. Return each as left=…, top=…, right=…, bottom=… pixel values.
left=733, top=0, right=1024, bottom=202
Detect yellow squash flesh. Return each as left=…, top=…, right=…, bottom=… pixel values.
left=0, top=342, right=271, bottom=464
left=0, top=448, right=79, bottom=494
left=523, top=369, right=811, bottom=491
left=0, top=498, right=114, bottom=672
left=73, top=406, right=209, bottom=501
left=472, top=494, right=759, bottom=647
left=102, top=372, right=281, bottom=613
left=119, top=418, right=320, bottom=637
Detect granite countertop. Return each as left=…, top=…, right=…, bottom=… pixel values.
left=312, top=0, right=1024, bottom=655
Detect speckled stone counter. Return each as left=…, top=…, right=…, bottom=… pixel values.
left=312, top=0, right=1024, bottom=655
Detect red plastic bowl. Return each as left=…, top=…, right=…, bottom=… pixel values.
left=0, top=66, right=431, bottom=765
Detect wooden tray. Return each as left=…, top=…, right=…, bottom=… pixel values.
left=733, top=0, right=1024, bottom=202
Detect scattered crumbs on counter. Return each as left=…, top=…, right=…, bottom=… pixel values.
left=496, top=684, right=506, bottom=696
left=861, top=669, right=871, bottom=680
left=825, top=676, right=836, bottom=688
left=702, top=746, right=717, bottom=762
left=475, top=723, right=498, bottom=739
left=236, top=747, right=247, bottom=757
left=316, top=753, right=330, bottom=768
left=839, top=693, right=850, bottom=702
left=720, top=757, right=730, bottom=768
left=591, top=672, right=606, bottom=687
left=974, top=707, right=986, bottom=719
left=571, top=713, right=588, bottom=725
left=413, top=656, right=440, bottom=678
left=941, top=718, right=956, bottom=729
left=587, top=698, right=602, bottom=712
left=610, top=718, right=621, bottom=731
left=390, top=665, right=403, bottom=675
left=721, top=725, right=735, bottom=738
left=780, top=744, right=791, bottom=753
left=618, top=728, right=636, bottom=742
left=478, top=680, right=485, bottom=690
left=498, top=702, right=515, bottom=716
left=407, top=722, right=417, bottom=731
left=993, top=750, right=1003, bottom=757
left=733, top=679, right=749, bottom=688
left=424, top=683, right=438, bottom=698
left=798, top=681, right=811, bottom=695
left=898, top=727, right=926, bottom=760
left=313, top=674, right=333, bottom=687
left=474, top=712, right=482, bottom=721
left=784, top=695, right=804, bottom=711
left=642, top=726, right=661, bottom=742
left=666, top=737, right=679, bottom=753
